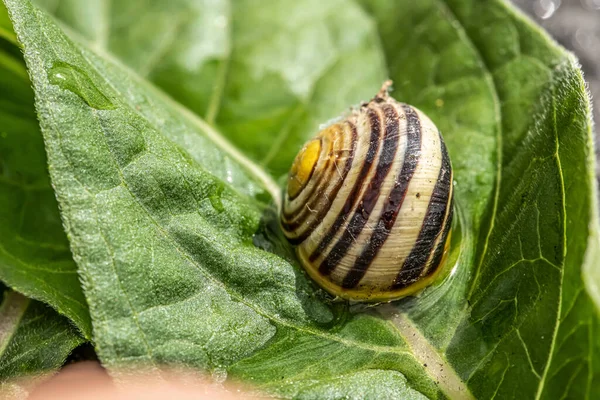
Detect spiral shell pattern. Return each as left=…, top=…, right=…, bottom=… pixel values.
left=281, top=88, right=454, bottom=302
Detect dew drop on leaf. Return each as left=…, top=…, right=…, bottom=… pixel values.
left=534, top=0, right=561, bottom=19
left=48, top=61, right=114, bottom=110
left=208, top=184, right=225, bottom=213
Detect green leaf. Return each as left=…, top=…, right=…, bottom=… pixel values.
left=32, top=0, right=389, bottom=177
left=0, top=289, right=84, bottom=398
left=0, top=42, right=91, bottom=337
left=364, top=1, right=600, bottom=397
left=3, top=0, right=599, bottom=398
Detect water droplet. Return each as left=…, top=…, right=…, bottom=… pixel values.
left=574, top=28, right=600, bottom=53
left=534, top=0, right=561, bottom=19
left=209, top=184, right=225, bottom=212
left=48, top=61, right=115, bottom=110
left=211, top=367, right=228, bottom=383
left=582, top=0, right=600, bottom=10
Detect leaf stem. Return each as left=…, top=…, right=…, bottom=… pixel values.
left=378, top=304, right=475, bottom=400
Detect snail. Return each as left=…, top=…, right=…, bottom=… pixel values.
left=280, top=81, right=454, bottom=302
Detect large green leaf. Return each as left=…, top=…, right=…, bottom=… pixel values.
left=0, top=18, right=91, bottom=337
left=361, top=2, right=600, bottom=398
left=32, top=0, right=388, bottom=176
left=2, top=0, right=599, bottom=399
left=0, top=288, right=84, bottom=398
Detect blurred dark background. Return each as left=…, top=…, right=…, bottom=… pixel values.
left=512, top=0, right=600, bottom=183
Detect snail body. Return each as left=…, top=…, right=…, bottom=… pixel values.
left=281, top=83, right=454, bottom=302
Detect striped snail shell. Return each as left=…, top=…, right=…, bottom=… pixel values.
left=280, top=82, right=454, bottom=302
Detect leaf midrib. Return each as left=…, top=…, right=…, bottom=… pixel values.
left=381, top=307, right=474, bottom=400
left=432, top=0, right=504, bottom=300
left=534, top=63, right=568, bottom=400
left=97, top=0, right=110, bottom=48
left=205, top=0, right=231, bottom=125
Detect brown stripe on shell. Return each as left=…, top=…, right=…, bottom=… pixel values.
left=424, top=197, right=454, bottom=279
left=318, top=104, right=400, bottom=276
left=308, top=108, right=384, bottom=262
left=392, top=132, right=453, bottom=290
left=421, top=148, right=454, bottom=279
left=342, top=104, right=422, bottom=289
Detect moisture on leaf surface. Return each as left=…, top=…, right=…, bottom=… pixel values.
left=0, top=0, right=598, bottom=399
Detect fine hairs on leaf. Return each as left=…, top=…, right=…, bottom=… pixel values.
left=0, top=289, right=84, bottom=397
left=0, top=0, right=598, bottom=399
left=0, top=27, right=92, bottom=339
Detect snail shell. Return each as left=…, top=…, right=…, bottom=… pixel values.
left=280, top=82, right=454, bottom=302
